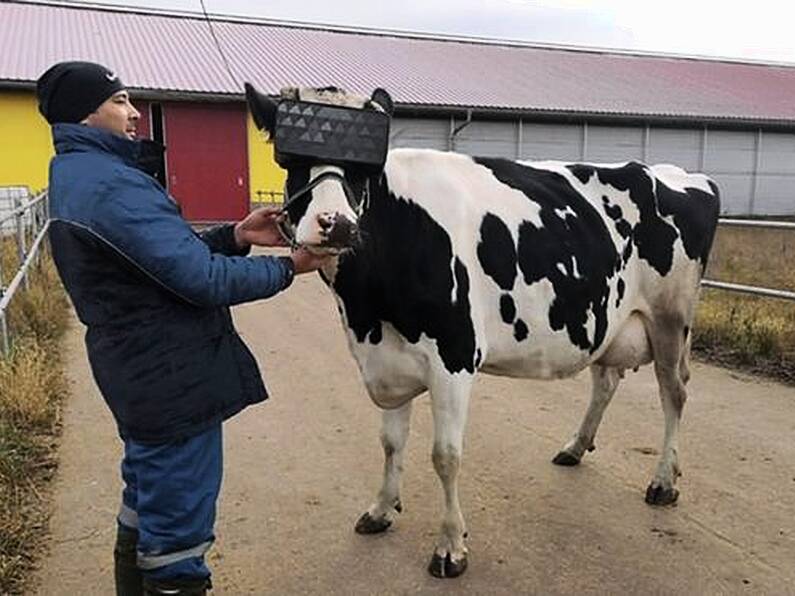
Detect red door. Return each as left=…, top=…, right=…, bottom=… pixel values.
left=163, top=102, right=249, bottom=222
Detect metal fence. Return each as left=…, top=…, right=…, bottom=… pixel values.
left=0, top=189, right=50, bottom=356
left=702, top=218, right=795, bottom=302
left=251, top=190, right=284, bottom=205
left=0, top=186, right=32, bottom=236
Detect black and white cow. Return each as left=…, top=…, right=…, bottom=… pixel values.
left=246, top=85, right=721, bottom=578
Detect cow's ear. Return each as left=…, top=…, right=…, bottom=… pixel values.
left=370, top=88, right=394, bottom=116
left=245, top=82, right=277, bottom=139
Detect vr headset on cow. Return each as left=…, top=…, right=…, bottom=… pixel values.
left=244, top=83, right=393, bottom=174
left=244, top=83, right=394, bottom=248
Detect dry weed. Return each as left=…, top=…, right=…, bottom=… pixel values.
left=0, top=238, right=67, bottom=594
left=695, top=226, right=795, bottom=382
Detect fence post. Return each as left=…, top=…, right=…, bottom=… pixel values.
left=14, top=193, right=29, bottom=291
left=35, top=200, right=42, bottom=268
left=0, top=311, right=7, bottom=357
left=0, top=249, right=6, bottom=357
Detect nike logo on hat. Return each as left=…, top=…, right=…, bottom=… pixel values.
left=105, top=72, right=117, bottom=82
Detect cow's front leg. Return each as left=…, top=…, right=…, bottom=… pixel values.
left=428, top=374, right=473, bottom=579
left=355, top=401, right=412, bottom=534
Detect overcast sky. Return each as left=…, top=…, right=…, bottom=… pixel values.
left=62, top=0, right=795, bottom=64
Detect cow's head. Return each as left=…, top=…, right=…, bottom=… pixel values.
left=245, top=83, right=394, bottom=254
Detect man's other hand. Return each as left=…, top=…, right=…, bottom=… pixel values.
left=234, top=207, right=289, bottom=249
left=291, top=247, right=332, bottom=274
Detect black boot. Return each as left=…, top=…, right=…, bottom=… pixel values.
left=114, top=525, right=143, bottom=596
left=143, top=577, right=211, bottom=595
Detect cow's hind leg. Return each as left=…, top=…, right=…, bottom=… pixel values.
left=553, top=365, right=622, bottom=466
left=427, top=373, right=473, bottom=579
left=646, top=320, right=689, bottom=506
left=356, top=401, right=413, bottom=534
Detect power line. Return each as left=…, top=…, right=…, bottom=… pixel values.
left=198, top=0, right=239, bottom=87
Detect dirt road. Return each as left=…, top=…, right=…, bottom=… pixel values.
left=35, top=273, right=795, bottom=595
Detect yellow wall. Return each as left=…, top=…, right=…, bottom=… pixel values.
left=0, top=91, right=53, bottom=192
left=246, top=112, right=285, bottom=204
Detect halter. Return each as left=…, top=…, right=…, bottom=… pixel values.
left=278, top=169, right=370, bottom=249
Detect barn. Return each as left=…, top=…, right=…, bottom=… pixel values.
left=2, top=0, right=795, bottom=220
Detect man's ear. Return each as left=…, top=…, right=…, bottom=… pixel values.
left=370, top=88, right=394, bottom=116
left=244, top=82, right=277, bottom=138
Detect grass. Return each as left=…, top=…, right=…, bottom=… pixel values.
left=0, top=237, right=69, bottom=594
left=694, top=225, right=795, bottom=383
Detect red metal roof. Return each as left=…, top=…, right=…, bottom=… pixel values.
left=3, top=1, right=795, bottom=124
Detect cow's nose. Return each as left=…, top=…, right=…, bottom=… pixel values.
left=317, top=213, right=334, bottom=232
left=322, top=214, right=359, bottom=247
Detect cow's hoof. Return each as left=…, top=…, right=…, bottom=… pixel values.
left=354, top=512, right=392, bottom=534
left=428, top=552, right=468, bottom=579
left=645, top=483, right=679, bottom=506
left=552, top=451, right=581, bottom=466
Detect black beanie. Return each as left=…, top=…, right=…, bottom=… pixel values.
left=36, top=61, right=125, bottom=124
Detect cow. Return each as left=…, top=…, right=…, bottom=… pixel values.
left=245, top=84, right=721, bottom=578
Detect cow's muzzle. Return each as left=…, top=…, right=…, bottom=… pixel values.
left=317, top=213, right=361, bottom=249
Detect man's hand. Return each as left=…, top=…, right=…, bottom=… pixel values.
left=234, top=206, right=289, bottom=249
left=290, top=247, right=332, bottom=274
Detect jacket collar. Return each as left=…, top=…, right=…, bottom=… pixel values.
left=52, top=123, right=164, bottom=175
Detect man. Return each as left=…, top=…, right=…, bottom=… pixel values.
left=37, top=61, right=326, bottom=595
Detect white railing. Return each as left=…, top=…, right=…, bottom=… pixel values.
left=702, top=218, right=795, bottom=302
left=0, top=189, right=50, bottom=356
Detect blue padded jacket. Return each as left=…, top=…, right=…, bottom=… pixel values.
left=48, top=123, right=293, bottom=443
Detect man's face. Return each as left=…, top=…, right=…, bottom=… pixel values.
left=83, top=90, right=140, bottom=139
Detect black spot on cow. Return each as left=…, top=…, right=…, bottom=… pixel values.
left=616, top=278, right=625, bottom=308
left=369, top=324, right=383, bottom=345
left=601, top=195, right=634, bottom=267
left=569, top=164, right=594, bottom=185
left=331, top=175, right=477, bottom=374
left=514, top=319, right=529, bottom=342
left=656, top=180, right=721, bottom=273
left=478, top=213, right=517, bottom=291
left=622, top=241, right=633, bottom=265
left=500, top=294, right=516, bottom=324
left=475, top=157, right=621, bottom=353
left=570, top=162, right=678, bottom=277
left=602, top=195, right=623, bottom=221
left=475, top=348, right=483, bottom=368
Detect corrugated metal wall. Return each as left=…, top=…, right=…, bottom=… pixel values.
left=390, top=115, right=795, bottom=216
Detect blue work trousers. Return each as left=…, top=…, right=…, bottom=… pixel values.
left=117, top=424, right=223, bottom=581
